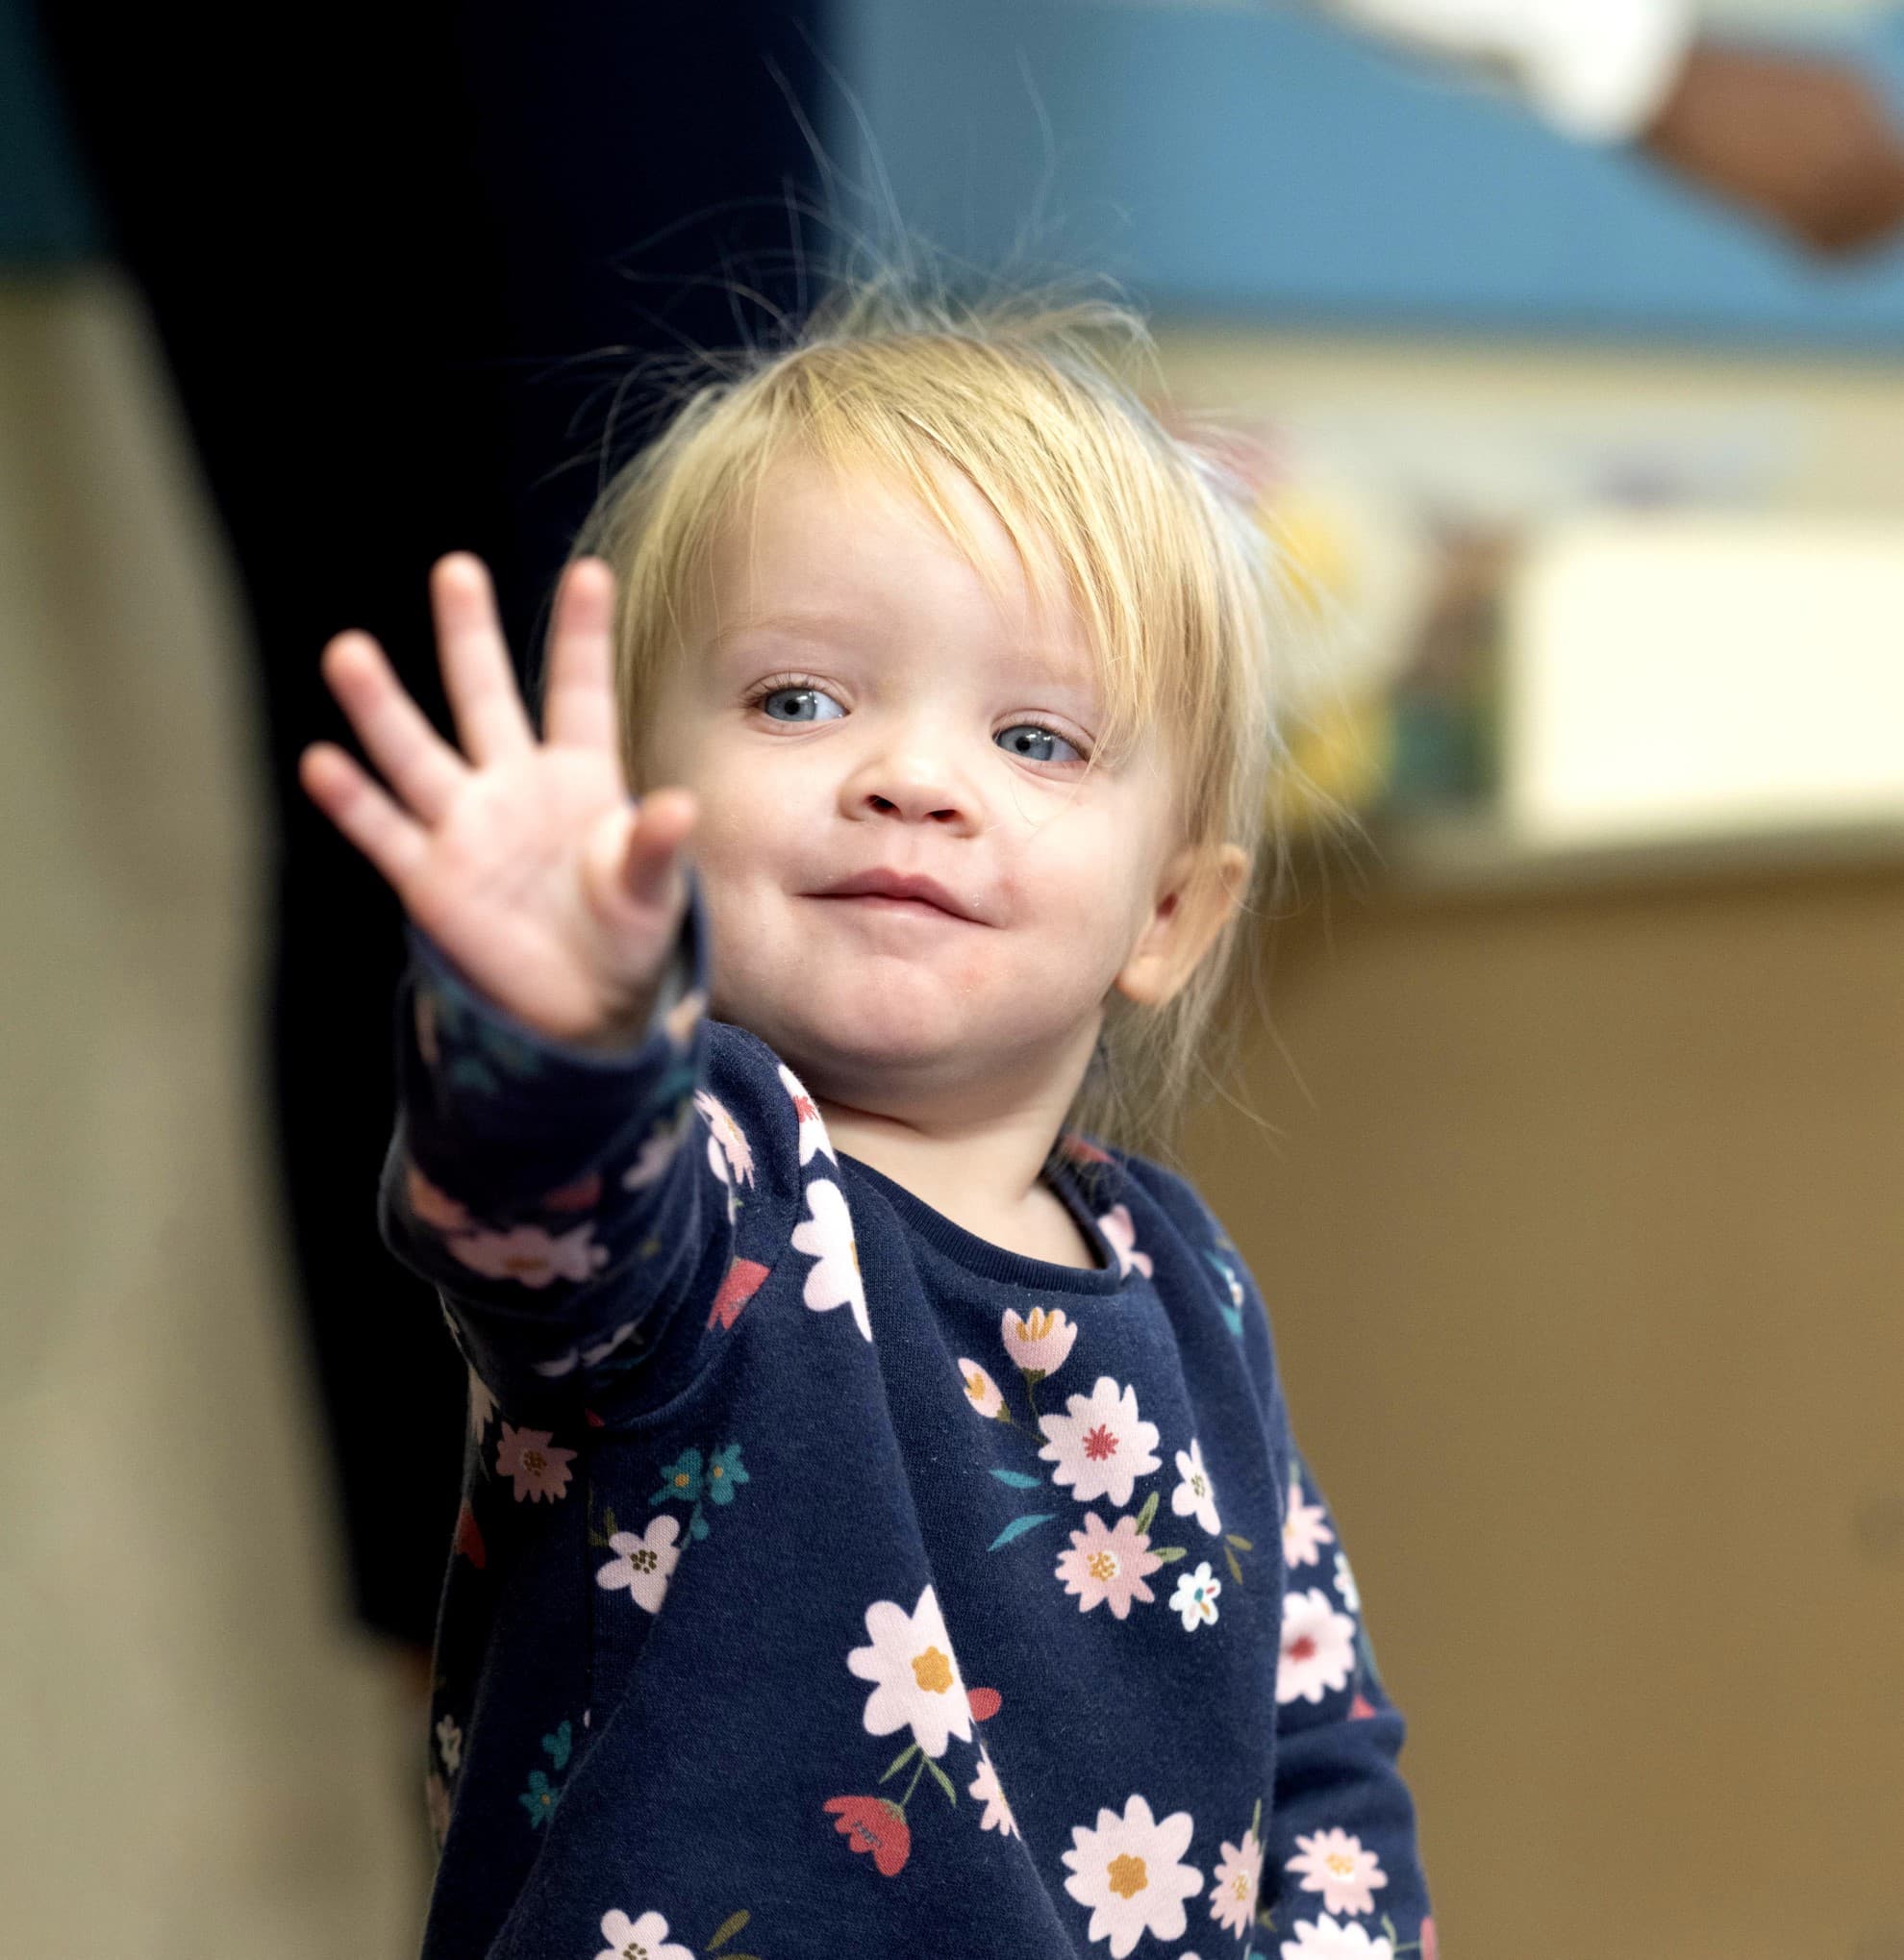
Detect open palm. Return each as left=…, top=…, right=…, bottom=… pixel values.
left=299, top=553, right=696, bottom=1048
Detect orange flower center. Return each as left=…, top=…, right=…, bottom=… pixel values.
left=912, top=1646, right=954, bottom=1694
left=1107, top=1853, right=1148, bottom=1898
left=1087, top=1550, right=1119, bottom=1582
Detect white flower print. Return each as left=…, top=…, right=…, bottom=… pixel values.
left=1038, top=1376, right=1162, bottom=1507
left=1171, top=1440, right=1221, bottom=1536
left=790, top=1178, right=871, bottom=1343
left=465, top=1366, right=496, bottom=1439
left=494, top=1422, right=576, bottom=1503
left=448, top=1219, right=609, bottom=1289
left=1333, top=1551, right=1361, bottom=1615
left=958, top=1358, right=1006, bottom=1420
left=1280, top=1915, right=1394, bottom=1959
left=1096, top=1203, right=1154, bottom=1279
left=434, top=1713, right=463, bottom=1776
left=1061, top=1793, right=1202, bottom=1957
left=662, top=985, right=706, bottom=1052
left=533, top=1319, right=639, bottom=1379
left=778, top=1061, right=838, bottom=1165
left=1278, top=1588, right=1358, bottom=1705
left=694, top=1088, right=756, bottom=1190
left=1169, top=1561, right=1222, bottom=1631
left=623, top=1101, right=694, bottom=1191
left=1001, top=1305, right=1079, bottom=1378
left=594, top=1907, right=695, bottom=1960
left=846, top=1584, right=972, bottom=1759
left=594, top=1515, right=683, bottom=1615
left=969, top=1746, right=1019, bottom=1837
left=1283, top=1475, right=1336, bottom=1569
left=1286, top=1829, right=1388, bottom=1918
left=1210, top=1825, right=1264, bottom=1936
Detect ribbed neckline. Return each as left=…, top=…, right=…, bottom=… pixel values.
left=838, top=1147, right=1129, bottom=1295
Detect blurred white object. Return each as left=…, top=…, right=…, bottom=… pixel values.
left=1317, top=0, right=1696, bottom=139
left=1505, top=515, right=1904, bottom=845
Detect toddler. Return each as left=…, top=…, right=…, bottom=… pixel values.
left=302, top=277, right=1434, bottom=1959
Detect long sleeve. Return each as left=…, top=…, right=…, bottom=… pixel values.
left=1267, top=1448, right=1435, bottom=1955
left=1310, top=0, right=1696, bottom=141
left=375, top=871, right=728, bottom=1428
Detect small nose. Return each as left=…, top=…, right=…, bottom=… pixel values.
left=843, top=744, right=980, bottom=832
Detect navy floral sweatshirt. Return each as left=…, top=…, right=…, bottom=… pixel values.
left=384, top=872, right=1434, bottom=1960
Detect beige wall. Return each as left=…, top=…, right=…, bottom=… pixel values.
left=1182, top=859, right=1904, bottom=1960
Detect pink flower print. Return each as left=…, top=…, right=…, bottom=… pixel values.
left=709, top=1256, right=771, bottom=1332
left=594, top=1908, right=695, bottom=1960
left=405, top=1161, right=472, bottom=1233
left=1210, top=1824, right=1264, bottom=1936
left=1283, top=1475, right=1336, bottom=1569
left=778, top=1061, right=838, bottom=1165
left=1055, top=1511, right=1163, bottom=1620
left=969, top=1747, right=1018, bottom=1838
left=694, top=1089, right=756, bottom=1189
left=1096, top=1203, right=1153, bottom=1279
left=662, top=984, right=707, bottom=1051
left=958, top=1358, right=1007, bottom=1419
left=1171, top=1440, right=1222, bottom=1536
left=1278, top=1915, right=1395, bottom=1958
left=1286, top=1828, right=1388, bottom=1919
left=1421, top=1917, right=1439, bottom=1960
left=622, top=1100, right=693, bottom=1191
left=790, top=1178, right=870, bottom=1343
left=1058, top=1132, right=1114, bottom=1166
left=494, top=1422, right=576, bottom=1504
left=465, top=1367, right=497, bottom=1439
left=1038, top=1376, right=1161, bottom=1507
left=448, top=1220, right=609, bottom=1289
left=1278, top=1588, right=1357, bottom=1705
left=1001, top=1305, right=1078, bottom=1379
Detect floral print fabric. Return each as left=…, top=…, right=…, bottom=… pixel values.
left=379, top=880, right=1431, bottom=1958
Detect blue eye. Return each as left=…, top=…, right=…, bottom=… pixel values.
left=997, top=723, right=1084, bottom=766
left=757, top=686, right=843, bottom=724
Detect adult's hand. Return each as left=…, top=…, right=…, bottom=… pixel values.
left=1641, top=42, right=1904, bottom=259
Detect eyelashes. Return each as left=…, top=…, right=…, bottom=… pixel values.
left=741, top=672, right=1090, bottom=766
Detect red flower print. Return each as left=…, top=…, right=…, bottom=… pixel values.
left=1082, top=1424, right=1119, bottom=1462
left=1351, top=1693, right=1377, bottom=1720
left=822, top=1796, right=911, bottom=1876
left=708, top=1256, right=772, bottom=1332
left=453, top=1501, right=487, bottom=1570
left=966, top=1686, right=1002, bottom=1722
left=539, top=1170, right=602, bottom=1212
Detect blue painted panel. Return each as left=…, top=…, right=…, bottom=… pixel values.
left=831, top=0, right=1904, bottom=348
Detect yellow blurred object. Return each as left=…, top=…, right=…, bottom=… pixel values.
left=1265, top=688, right=1397, bottom=835
left=1261, top=487, right=1359, bottom=623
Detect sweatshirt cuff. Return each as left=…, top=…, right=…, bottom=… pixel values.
left=1520, top=0, right=1697, bottom=143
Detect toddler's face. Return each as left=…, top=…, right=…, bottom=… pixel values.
left=637, top=452, right=1198, bottom=1123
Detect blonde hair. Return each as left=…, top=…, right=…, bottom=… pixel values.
left=558, top=268, right=1288, bottom=1164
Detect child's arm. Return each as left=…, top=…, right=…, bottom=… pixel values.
left=1266, top=1448, right=1435, bottom=1952
left=301, top=553, right=719, bottom=1423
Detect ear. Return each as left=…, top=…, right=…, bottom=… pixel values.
left=1114, top=842, right=1250, bottom=1011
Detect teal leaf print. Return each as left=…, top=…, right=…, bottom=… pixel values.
left=989, top=1469, right=1043, bottom=1490
left=541, top=1721, right=572, bottom=1772
left=988, top=1513, right=1056, bottom=1550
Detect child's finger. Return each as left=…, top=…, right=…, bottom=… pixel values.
left=542, top=558, right=622, bottom=757
left=319, top=633, right=467, bottom=825
left=621, top=789, right=697, bottom=912
left=431, top=554, right=538, bottom=766
left=298, top=741, right=431, bottom=891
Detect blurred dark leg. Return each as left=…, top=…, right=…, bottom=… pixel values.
left=32, top=2, right=826, bottom=1651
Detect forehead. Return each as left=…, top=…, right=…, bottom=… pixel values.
left=699, top=453, right=1102, bottom=695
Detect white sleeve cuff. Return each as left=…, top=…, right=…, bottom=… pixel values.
left=1519, top=0, right=1698, bottom=143
left=1315, top=0, right=1699, bottom=144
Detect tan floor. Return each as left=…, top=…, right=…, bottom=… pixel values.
left=0, top=269, right=429, bottom=1958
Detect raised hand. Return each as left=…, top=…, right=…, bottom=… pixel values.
left=299, top=553, right=697, bottom=1049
